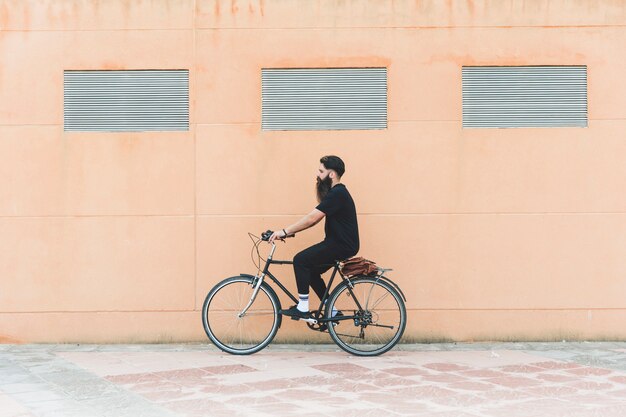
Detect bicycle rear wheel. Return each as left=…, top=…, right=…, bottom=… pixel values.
left=202, top=276, right=280, bottom=355
left=326, top=276, right=406, bottom=356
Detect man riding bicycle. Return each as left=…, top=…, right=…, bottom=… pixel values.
left=202, top=157, right=405, bottom=355
left=269, top=155, right=359, bottom=319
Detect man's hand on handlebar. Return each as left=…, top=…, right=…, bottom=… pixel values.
left=268, top=230, right=285, bottom=243
left=262, top=229, right=295, bottom=244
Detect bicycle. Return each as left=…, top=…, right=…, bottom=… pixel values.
left=201, top=231, right=407, bottom=356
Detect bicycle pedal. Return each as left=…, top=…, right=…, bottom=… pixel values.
left=287, top=314, right=314, bottom=322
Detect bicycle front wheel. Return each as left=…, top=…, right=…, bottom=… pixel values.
left=202, top=276, right=280, bottom=355
left=326, top=277, right=406, bottom=356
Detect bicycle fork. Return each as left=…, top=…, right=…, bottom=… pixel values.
left=238, top=242, right=279, bottom=318
left=238, top=273, right=265, bottom=318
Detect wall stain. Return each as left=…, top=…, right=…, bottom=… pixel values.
left=466, top=0, right=475, bottom=16
left=0, top=2, right=9, bottom=29
left=21, top=1, right=31, bottom=30
left=99, top=61, right=127, bottom=71
left=0, top=334, right=23, bottom=344
left=271, top=55, right=392, bottom=69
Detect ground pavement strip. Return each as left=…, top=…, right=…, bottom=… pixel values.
left=1, top=343, right=626, bottom=417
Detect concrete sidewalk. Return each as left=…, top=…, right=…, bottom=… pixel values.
left=1, top=342, right=626, bottom=417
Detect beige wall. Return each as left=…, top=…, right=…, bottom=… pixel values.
left=1, top=0, right=626, bottom=343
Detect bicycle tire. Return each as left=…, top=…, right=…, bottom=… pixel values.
left=202, top=276, right=281, bottom=355
left=326, top=276, right=406, bottom=356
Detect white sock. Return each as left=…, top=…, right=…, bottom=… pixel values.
left=297, top=294, right=309, bottom=312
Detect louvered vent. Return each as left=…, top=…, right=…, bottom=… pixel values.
left=262, top=68, right=387, bottom=131
left=462, top=66, right=587, bottom=128
left=64, top=70, right=189, bottom=132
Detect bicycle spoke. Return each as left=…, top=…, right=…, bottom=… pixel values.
left=368, top=290, right=391, bottom=311
left=239, top=311, right=276, bottom=316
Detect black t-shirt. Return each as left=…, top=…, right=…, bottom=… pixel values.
left=315, top=183, right=359, bottom=255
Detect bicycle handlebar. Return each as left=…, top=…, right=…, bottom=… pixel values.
left=261, top=230, right=295, bottom=242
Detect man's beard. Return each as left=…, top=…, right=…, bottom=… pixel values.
left=316, top=176, right=333, bottom=203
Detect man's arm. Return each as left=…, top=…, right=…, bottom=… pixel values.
left=269, top=209, right=325, bottom=243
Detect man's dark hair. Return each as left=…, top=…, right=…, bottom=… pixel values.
left=320, top=155, right=345, bottom=177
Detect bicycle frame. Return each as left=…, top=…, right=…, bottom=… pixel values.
left=240, top=241, right=365, bottom=325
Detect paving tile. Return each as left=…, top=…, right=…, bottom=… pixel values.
left=584, top=404, right=626, bottom=417
left=233, top=401, right=310, bottom=417
left=394, top=385, right=459, bottom=399
left=535, top=372, right=581, bottom=383
left=533, top=361, right=583, bottom=370
left=273, top=388, right=331, bottom=401
left=606, top=388, right=626, bottom=398
left=9, top=389, right=68, bottom=404
left=218, top=367, right=325, bottom=384
left=328, top=408, right=401, bottom=417
left=142, top=387, right=208, bottom=403
left=427, top=392, right=487, bottom=407
left=422, top=373, right=471, bottom=384
left=457, top=369, right=511, bottom=378
left=382, top=367, right=434, bottom=377
left=297, top=374, right=347, bottom=385
left=3, top=343, right=626, bottom=417
left=152, top=368, right=212, bottom=380
left=162, top=397, right=229, bottom=414
left=322, top=380, right=378, bottom=393
left=480, top=388, right=536, bottom=402
left=58, top=380, right=123, bottom=401
left=425, top=350, right=546, bottom=368
left=80, top=395, right=177, bottom=417
left=200, top=364, right=258, bottom=375
left=497, top=364, right=545, bottom=373
left=422, top=363, right=471, bottom=372
left=568, top=380, right=615, bottom=391
left=368, top=374, right=418, bottom=387
left=200, top=382, right=257, bottom=395
left=0, top=392, right=37, bottom=417
left=236, top=378, right=302, bottom=391
left=0, top=383, right=54, bottom=394
left=481, top=398, right=583, bottom=417
left=521, top=384, right=580, bottom=397
left=105, top=372, right=164, bottom=385
left=371, top=400, right=433, bottom=415
left=19, top=399, right=92, bottom=415
left=430, top=411, right=489, bottom=417
left=0, top=373, right=37, bottom=385
left=311, top=363, right=373, bottom=375
left=564, top=366, right=613, bottom=376
left=447, top=381, right=496, bottom=392
left=484, top=376, right=542, bottom=388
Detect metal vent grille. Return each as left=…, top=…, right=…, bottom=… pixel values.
left=64, top=70, right=189, bottom=132
left=462, top=66, right=587, bottom=128
left=262, top=68, right=387, bottom=131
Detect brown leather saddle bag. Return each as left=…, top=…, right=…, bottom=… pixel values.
left=340, top=257, right=378, bottom=277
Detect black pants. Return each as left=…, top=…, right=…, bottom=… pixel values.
left=293, top=241, right=356, bottom=301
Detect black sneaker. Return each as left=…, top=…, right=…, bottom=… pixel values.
left=320, top=310, right=344, bottom=332
left=281, top=305, right=311, bottom=320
